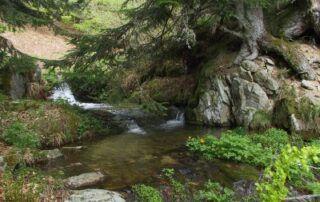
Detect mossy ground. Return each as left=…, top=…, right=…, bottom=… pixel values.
left=0, top=94, right=103, bottom=148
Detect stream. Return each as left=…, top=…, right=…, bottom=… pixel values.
left=45, top=84, right=259, bottom=190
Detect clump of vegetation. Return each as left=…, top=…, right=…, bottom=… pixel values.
left=256, top=145, right=320, bottom=201
left=251, top=128, right=289, bottom=151
left=0, top=99, right=103, bottom=147
left=2, top=122, right=40, bottom=149
left=194, top=180, right=235, bottom=202
left=250, top=110, right=272, bottom=131
left=132, top=184, right=163, bottom=202
left=3, top=166, right=66, bottom=201
left=187, top=128, right=291, bottom=166
left=162, top=168, right=188, bottom=201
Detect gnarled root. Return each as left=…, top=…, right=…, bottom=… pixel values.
left=260, top=35, right=316, bottom=80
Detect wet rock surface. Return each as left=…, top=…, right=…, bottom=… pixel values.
left=65, top=172, right=106, bottom=189
left=43, top=149, right=64, bottom=160
left=65, top=189, right=125, bottom=202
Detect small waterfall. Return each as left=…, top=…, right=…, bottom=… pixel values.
left=160, top=110, right=185, bottom=130
left=127, top=120, right=147, bottom=135
left=49, top=83, right=112, bottom=110
left=50, top=83, right=148, bottom=134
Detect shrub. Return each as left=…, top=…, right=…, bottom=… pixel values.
left=256, top=145, right=320, bottom=202
left=186, top=131, right=271, bottom=166
left=194, top=181, right=235, bottom=202
left=251, top=128, right=289, bottom=151
left=132, top=184, right=163, bottom=202
left=2, top=122, right=40, bottom=149
left=187, top=128, right=292, bottom=167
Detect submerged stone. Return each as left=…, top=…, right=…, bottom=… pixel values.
left=43, top=149, right=64, bottom=160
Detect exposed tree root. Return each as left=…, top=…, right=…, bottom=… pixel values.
left=260, top=35, right=316, bottom=80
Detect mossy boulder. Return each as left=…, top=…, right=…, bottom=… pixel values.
left=141, top=76, right=196, bottom=105
left=250, top=110, right=272, bottom=132
left=273, top=97, right=297, bottom=130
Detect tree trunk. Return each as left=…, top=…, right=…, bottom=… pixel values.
left=308, top=0, right=320, bottom=37
left=222, top=1, right=316, bottom=80
left=234, top=2, right=265, bottom=64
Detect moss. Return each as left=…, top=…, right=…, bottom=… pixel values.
left=264, top=35, right=315, bottom=80
left=141, top=76, right=196, bottom=105
left=273, top=97, right=297, bottom=130
left=0, top=99, right=103, bottom=148
left=250, top=110, right=272, bottom=132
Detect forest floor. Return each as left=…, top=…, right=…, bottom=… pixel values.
left=0, top=26, right=73, bottom=60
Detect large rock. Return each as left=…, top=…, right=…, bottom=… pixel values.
left=192, top=77, right=232, bottom=126
left=65, top=172, right=106, bottom=189
left=253, top=69, right=280, bottom=95
left=231, top=77, right=271, bottom=127
left=65, top=189, right=125, bottom=202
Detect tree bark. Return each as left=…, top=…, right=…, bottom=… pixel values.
left=234, top=2, right=265, bottom=64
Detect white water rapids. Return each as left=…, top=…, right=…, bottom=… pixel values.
left=49, top=83, right=185, bottom=134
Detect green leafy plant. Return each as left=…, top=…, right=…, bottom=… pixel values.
left=256, top=145, right=320, bottom=201
left=251, top=128, right=289, bottom=151
left=186, top=131, right=271, bottom=166
left=2, top=122, right=40, bottom=149
left=194, top=180, right=235, bottom=202
left=3, top=167, right=43, bottom=201
left=132, top=184, right=163, bottom=202
left=162, top=168, right=188, bottom=201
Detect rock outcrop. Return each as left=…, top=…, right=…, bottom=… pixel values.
left=188, top=42, right=320, bottom=135
left=0, top=61, right=45, bottom=99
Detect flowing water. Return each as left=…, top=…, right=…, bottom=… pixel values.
left=46, top=84, right=259, bottom=190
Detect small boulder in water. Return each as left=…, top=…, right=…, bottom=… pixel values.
left=65, top=189, right=125, bottom=202
left=65, top=172, right=106, bottom=189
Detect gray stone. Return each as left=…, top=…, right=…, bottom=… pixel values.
left=194, top=77, right=232, bottom=126
left=241, top=60, right=259, bottom=73
left=265, top=58, right=275, bottom=66
left=231, top=77, right=271, bottom=127
left=0, top=156, right=6, bottom=172
left=301, top=80, right=315, bottom=90
left=65, top=172, right=106, bottom=189
left=10, top=73, right=27, bottom=99
left=62, top=146, right=87, bottom=151
left=290, top=114, right=301, bottom=132
left=65, top=189, right=125, bottom=202
left=43, top=149, right=63, bottom=160
left=254, top=69, right=280, bottom=95
left=240, top=67, right=254, bottom=82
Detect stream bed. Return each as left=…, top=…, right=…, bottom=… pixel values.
left=43, top=84, right=259, bottom=191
